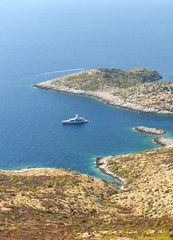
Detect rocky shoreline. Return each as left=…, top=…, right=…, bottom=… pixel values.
left=34, top=82, right=173, bottom=115
left=33, top=81, right=173, bottom=186
left=133, top=126, right=166, bottom=135
left=153, top=137, right=173, bottom=147
left=95, top=156, right=126, bottom=186
left=95, top=136, right=173, bottom=186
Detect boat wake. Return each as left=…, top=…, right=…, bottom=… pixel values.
left=35, top=68, right=85, bottom=77
left=18, top=68, right=85, bottom=82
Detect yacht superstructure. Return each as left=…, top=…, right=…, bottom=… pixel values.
left=62, top=114, right=89, bottom=124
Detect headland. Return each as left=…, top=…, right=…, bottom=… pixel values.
left=96, top=133, right=173, bottom=185
left=34, top=67, right=173, bottom=115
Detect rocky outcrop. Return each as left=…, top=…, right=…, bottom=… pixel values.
left=95, top=156, right=126, bottom=186
left=133, top=126, right=166, bottom=135
left=153, top=137, right=173, bottom=147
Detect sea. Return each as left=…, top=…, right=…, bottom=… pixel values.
left=0, top=0, right=173, bottom=185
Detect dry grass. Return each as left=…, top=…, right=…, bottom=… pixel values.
left=0, top=147, right=173, bottom=239
left=107, top=148, right=173, bottom=218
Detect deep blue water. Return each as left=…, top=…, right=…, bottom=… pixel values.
left=0, top=0, right=173, bottom=184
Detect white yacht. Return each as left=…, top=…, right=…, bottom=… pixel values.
left=62, top=114, right=89, bottom=124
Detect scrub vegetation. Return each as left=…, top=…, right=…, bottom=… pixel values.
left=115, top=81, right=173, bottom=112
left=52, top=67, right=162, bottom=90
left=35, top=67, right=173, bottom=113
left=0, top=145, right=173, bottom=240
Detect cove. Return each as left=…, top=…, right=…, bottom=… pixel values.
left=1, top=79, right=173, bottom=185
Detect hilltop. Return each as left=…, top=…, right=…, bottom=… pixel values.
left=44, top=67, right=162, bottom=90
left=0, top=146, right=173, bottom=239
left=34, top=67, right=173, bottom=114
left=34, top=67, right=162, bottom=91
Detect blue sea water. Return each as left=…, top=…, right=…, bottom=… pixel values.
left=0, top=0, right=173, bottom=184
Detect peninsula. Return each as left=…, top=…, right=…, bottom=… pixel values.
left=96, top=133, right=173, bottom=183
left=34, top=67, right=173, bottom=114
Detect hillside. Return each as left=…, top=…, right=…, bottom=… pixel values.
left=115, top=81, right=173, bottom=112
left=45, top=67, right=162, bottom=91
left=0, top=146, right=173, bottom=240
left=106, top=147, right=173, bottom=218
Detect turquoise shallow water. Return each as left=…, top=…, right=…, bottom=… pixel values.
left=0, top=0, right=173, bottom=185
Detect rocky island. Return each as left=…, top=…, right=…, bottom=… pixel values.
left=133, top=126, right=166, bottom=135
left=34, top=67, right=173, bottom=114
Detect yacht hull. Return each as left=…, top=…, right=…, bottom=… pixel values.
left=62, top=121, right=89, bottom=124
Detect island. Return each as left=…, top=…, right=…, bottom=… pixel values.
left=34, top=67, right=173, bottom=114
left=133, top=126, right=166, bottom=135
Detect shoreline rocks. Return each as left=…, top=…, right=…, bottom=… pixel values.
left=95, top=136, right=173, bottom=186
left=133, top=126, right=166, bottom=135
left=95, top=156, right=126, bottom=186
left=33, top=82, right=173, bottom=115
left=153, top=137, right=173, bottom=147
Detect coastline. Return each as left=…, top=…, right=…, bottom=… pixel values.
left=153, top=137, right=173, bottom=147
left=95, top=136, right=173, bottom=187
left=34, top=82, right=173, bottom=115
left=33, top=81, right=173, bottom=186
left=2, top=136, right=173, bottom=186
left=4, top=82, right=171, bottom=184
left=1, top=139, right=173, bottom=188
left=95, top=156, right=126, bottom=186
